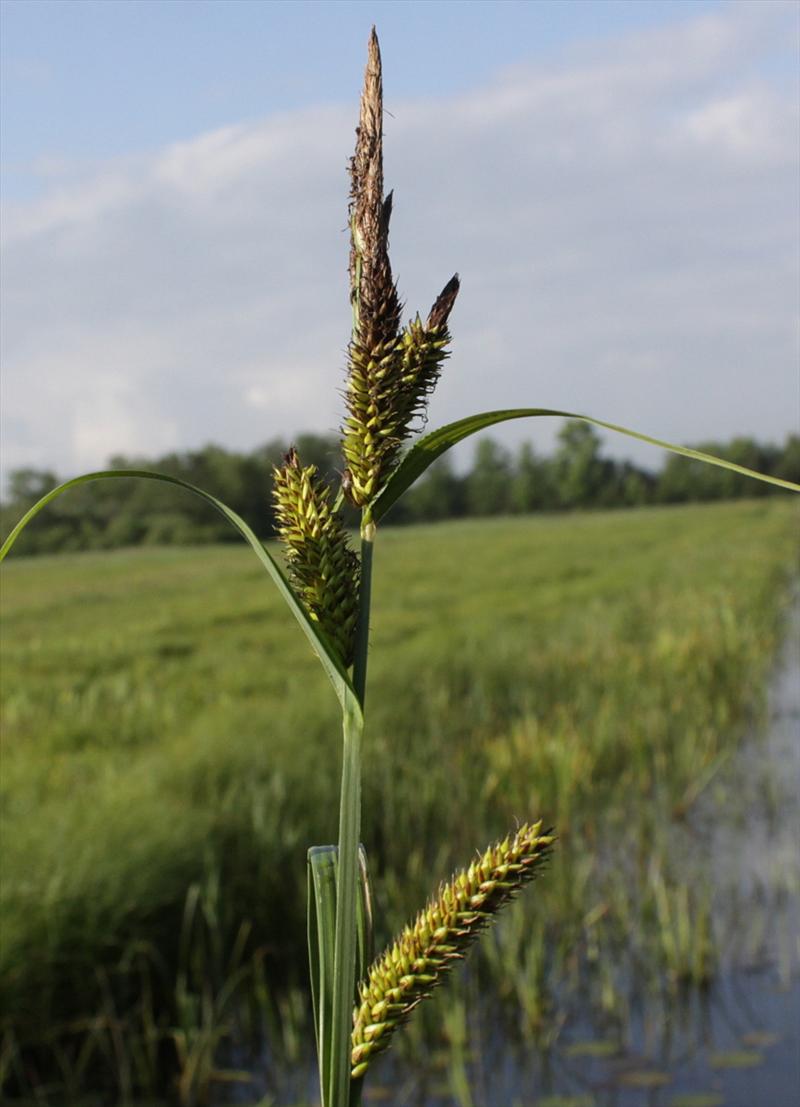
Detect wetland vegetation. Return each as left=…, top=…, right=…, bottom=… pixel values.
left=1, top=498, right=797, bottom=1105
left=3, top=424, right=798, bottom=557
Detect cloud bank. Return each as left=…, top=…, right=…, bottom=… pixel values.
left=2, top=3, right=797, bottom=484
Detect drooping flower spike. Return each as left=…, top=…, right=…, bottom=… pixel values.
left=350, top=820, right=554, bottom=1078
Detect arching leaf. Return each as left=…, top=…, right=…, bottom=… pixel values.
left=0, top=469, right=359, bottom=713
left=371, top=408, right=800, bottom=521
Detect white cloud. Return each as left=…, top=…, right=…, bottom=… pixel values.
left=681, top=90, right=789, bottom=160
left=2, top=2, right=797, bottom=489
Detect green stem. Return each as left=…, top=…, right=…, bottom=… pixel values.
left=352, top=516, right=374, bottom=705
left=328, top=703, right=362, bottom=1107
left=328, top=513, right=375, bottom=1107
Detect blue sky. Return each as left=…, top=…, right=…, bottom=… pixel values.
left=3, top=0, right=731, bottom=194
left=1, top=0, right=798, bottom=482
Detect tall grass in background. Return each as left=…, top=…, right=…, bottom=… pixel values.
left=1, top=502, right=798, bottom=1104
left=2, top=27, right=798, bottom=1107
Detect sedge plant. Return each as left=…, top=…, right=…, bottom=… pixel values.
left=2, top=28, right=799, bottom=1107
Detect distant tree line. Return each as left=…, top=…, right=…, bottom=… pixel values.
left=2, top=423, right=797, bottom=555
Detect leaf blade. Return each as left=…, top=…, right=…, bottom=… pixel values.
left=371, top=408, right=800, bottom=521
left=0, top=468, right=359, bottom=712
left=308, top=846, right=339, bottom=1106
left=308, top=843, right=374, bottom=1107
left=328, top=699, right=363, bottom=1107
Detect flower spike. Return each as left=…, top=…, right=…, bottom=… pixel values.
left=342, top=30, right=460, bottom=507
left=272, top=448, right=360, bottom=666
left=350, top=820, right=554, bottom=1078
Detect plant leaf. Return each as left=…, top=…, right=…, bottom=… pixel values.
left=371, top=408, right=800, bottom=521
left=1, top=468, right=369, bottom=1103
left=308, top=844, right=373, bottom=1107
left=308, top=846, right=338, bottom=1106
left=356, top=846, right=374, bottom=986
left=328, top=699, right=362, bottom=1107
left=0, top=469, right=359, bottom=712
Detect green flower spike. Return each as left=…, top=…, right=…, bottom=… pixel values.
left=393, top=273, right=461, bottom=431
left=350, top=820, right=554, bottom=1079
left=272, top=448, right=360, bottom=666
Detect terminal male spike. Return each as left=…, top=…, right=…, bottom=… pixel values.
left=342, top=29, right=460, bottom=507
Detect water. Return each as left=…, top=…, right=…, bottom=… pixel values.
left=225, top=610, right=800, bottom=1107
left=509, top=607, right=800, bottom=1107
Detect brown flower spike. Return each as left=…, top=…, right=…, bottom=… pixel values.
left=350, top=821, right=554, bottom=1079
left=342, top=29, right=460, bottom=507
left=272, top=449, right=360, bottom=665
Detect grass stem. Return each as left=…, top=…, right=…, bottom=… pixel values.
left=329, top=512, right=374, bottom=1105
left=353, top=518, right=375, bottom=706
left=329, top=701, right=363, bottom=1106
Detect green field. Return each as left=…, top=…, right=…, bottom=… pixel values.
left=1, top=499, right=797, bottom=1104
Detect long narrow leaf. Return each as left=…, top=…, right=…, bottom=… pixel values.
left=328, top=699, right=363, bottom=1107
left=349, top=845, right=373, bottom=1107
left=371, top=408, right=800, bottom=521
left=308, top=846, right=339, bottom=1106
left=356, top=846, right=374, bottom=986
left=308, top=844, right=373, bottom=1107
left=0, top=469, right=359, bottom=713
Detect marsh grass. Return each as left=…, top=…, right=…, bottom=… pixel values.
left=2, top=499, right=796, bottom=1102
left=3, top=20, right=800, bottom=1103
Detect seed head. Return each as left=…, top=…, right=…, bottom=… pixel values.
left=350, top=820, right=554, bottom=1079
left=272, top=448, right=360, bottom=666
left=342, top=31, right=460, bottom=507
left=348, top=28, right=401, bottom=352
left=392, top=274, right=461, bottom=429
